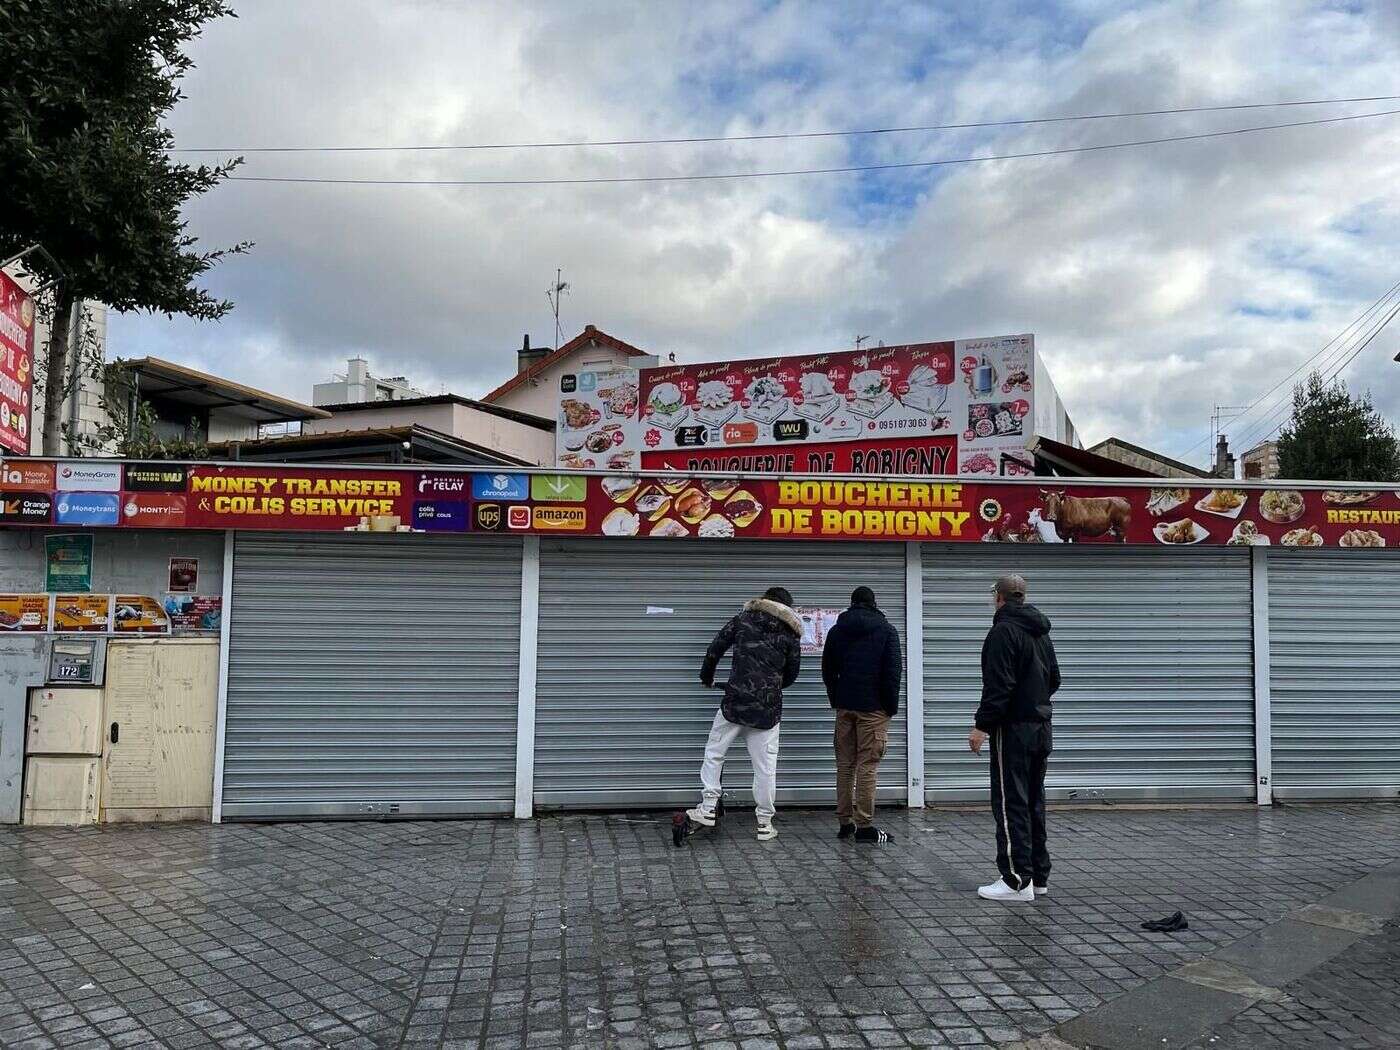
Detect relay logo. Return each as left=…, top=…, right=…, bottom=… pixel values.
left=471, top=473, right=528, bottom=501
left=417, top=473, right=469, bottom=496
left=55, top=492, right=119, bottom=526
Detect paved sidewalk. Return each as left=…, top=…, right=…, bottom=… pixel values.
left=0, top=804, right=1397, bottom=1049
left=1187, top=921, right=1400, bottom=1049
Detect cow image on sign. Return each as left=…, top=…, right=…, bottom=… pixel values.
left=1039, top=490, right=1132, bottom=543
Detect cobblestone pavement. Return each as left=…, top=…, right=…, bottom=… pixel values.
left=1186, top=923, right=1400, bottom=1050
left=0, top=803, right=1397, bottom=1049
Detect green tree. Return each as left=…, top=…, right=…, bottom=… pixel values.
left=0, top=0, right=248, bottom=454
left=1276, top=372, right=1400, bottom=482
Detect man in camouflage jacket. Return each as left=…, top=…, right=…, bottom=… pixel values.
left=688, top=586, right=802, bottom=840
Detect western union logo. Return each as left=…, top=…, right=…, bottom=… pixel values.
left=533, top=505, right=586, bottom=530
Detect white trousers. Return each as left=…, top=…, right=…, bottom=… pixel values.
left=698, top=709, right=780, bottom=822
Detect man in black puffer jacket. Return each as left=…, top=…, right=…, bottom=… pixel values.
left=689, top=586, right=802, bottom=841
left=969, top=573, right=1061, bottom=903
left=823, top=586, right=902, bottom=845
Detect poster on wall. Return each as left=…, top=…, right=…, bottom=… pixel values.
left=168, top=557, right=198, bottom=593
left=45, top=534, right=93, bottom=592
left=556, top=366, right=641, bottom=470
left=0, top=270, right=35, bottom=455
left=0, top=594, right=49, bottom=632
left=164, top=594, right=222, bottom=631
left=796, top=607, right=843, bottom=654
left=53, top=594, right=111, bottom=633
left=112, top=596, right=170, bottom=634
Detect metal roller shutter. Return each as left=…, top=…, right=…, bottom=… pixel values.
left=223, top=533, right=522, bottom=819
left=534, top=539, right=907, bottom=808
left=923, top=545, right=1255, bottom=801
left=1268, top=550, right=1400, bottom=798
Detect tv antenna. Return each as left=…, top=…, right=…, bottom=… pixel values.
left=546, top=269, right=570, bottom=348
left=854, top=334, right=869, bottom=351
left=1211, top=403, right=1248, bottom=455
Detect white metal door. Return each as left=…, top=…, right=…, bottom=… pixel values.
left=1268, top=550, right=1400, bottom=798
left=222, top=533, right=522, bottom=819
left=923, top=545, right=1256, bottom=801
left=534, top=539, right=908, bottom=809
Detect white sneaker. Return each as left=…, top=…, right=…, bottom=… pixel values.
left=685, top=807, right=716, bottom=827
left=978, top=878, right=1033, bottom=902
left=1034, top=884, right=1049, bottom=898
left=756, top=820, right=778, bottom=841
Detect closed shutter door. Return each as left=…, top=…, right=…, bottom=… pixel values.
left=223, top=533, right=521, bottom=819
left=1269, top=550, right=1400, bottom=798
left=535, top=539, right=907, bottom=808
left=923, top=545, right=1255, bottom=801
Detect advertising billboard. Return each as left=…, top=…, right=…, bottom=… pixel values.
left=0, top=271, right=35, bottom=455
left=555, top=334, right=1045, bottom=477
left=0, top=459, right=1394, bottom=552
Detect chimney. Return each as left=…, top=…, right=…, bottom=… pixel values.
left=1214, top=434, right=1236, bottom=479
left=517, top=334, right=550, bottom=374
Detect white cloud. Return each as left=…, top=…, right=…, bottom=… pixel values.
left=112, top=0, right=1400, bottom=466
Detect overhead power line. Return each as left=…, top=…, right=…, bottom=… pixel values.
left=1232, top=283, right=1400, bottom=450
left=1241, top=294, right=1400, bottom=448
left=1178, top=277, right=1400, bottom=459
left=224, top=107, right=1400, bottom=187
left=170, top=94, right=1400, bottom=153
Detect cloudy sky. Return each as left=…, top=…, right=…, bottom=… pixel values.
left=114, top=0, right=1400, bottom=466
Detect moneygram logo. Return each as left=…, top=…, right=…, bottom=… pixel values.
left=57, top=463, right=121, bottom=491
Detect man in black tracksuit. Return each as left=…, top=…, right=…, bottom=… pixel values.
left=969, top=573, right=1060, bottom=903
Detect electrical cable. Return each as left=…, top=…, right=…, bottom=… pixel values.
left=221, top=106, right=1400, bottom=186
left=1234, top=287, right=1400, bottom=448
left=1178, top=277, right=1400, bottom=459
left=168, top=93, right=1400, bottom=153
left=1236, top=292, right=1400, bottom=447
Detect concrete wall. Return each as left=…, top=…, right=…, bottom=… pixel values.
left=304, top=402, right=554, bottom=465
left=449, top=405, right=553, bottom=465
left=207, top=411, right=261, bottom=443
left=0, top=528, right=225, bottom=824
left=305, top=402, right=457, bottom=436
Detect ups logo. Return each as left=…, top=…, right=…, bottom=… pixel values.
left=475, top=503, right=502, bottom=531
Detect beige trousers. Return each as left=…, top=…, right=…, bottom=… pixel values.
left=834, top=710, right=890, bottom=827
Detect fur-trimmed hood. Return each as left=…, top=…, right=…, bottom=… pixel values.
left=744, top=597, right=802, bottom=637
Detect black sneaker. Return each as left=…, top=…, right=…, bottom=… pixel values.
left=838, top=823, right=856, bottom=840
left=854, top=826, right=894, bottom=844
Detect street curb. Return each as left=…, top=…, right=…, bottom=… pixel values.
left=1038, top=858, right=1400, bottom=1050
